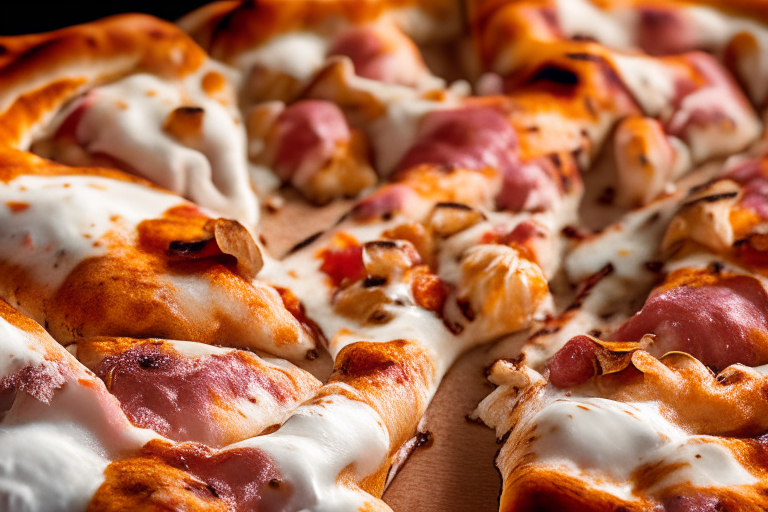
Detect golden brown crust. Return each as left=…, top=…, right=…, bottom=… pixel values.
left=181, top=0, right=459, bottom=63
left=324, top=340, right=436, bottom=450
left=0, top=15, right=208, bottom=150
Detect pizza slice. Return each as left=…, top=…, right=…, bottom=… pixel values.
left=475, top=353, right=768, bottom=511
left=0, top=148, right=317, bottom=360
left=467, top=0, right=762, bottom=210
left=0, top=299, right=156, bottom=512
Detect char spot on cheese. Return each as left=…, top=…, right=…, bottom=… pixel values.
left=612, top=274, right=768, bottom=370
left=547, top=335, right=600, bottom=388
left=97, top=342, right=289, bottom=443
left=528, top=65, right=580, bottom=88
left=270, top=100, right=350, bottom=181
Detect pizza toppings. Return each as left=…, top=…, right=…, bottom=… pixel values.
left=77, top=338, right=320, bottom=447
left=476, top=357, right=768, bottom=512
left=613, top=115, right=689, bottom=207
left=448, top=244, right=550, bottom=340
left=8, top=2, right=768, bottom=511
left=254, top=99, right=377, bottom=203
left=266, top=100, right=351, bottom=181
left=319, top=233, right=366, bottom=288
left=727, top=158, right=768, bottom=221
left=547, top=334, right=601, bottom=388
left=612, top=269, right=768, bottom=370
left=396, top=106, right=518, bottom=175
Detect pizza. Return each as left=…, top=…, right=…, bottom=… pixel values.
left=2, top=1, right=768, bottom=511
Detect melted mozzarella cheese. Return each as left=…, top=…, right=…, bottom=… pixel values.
left=234, top=393, right=390, bottom=512
left=236, top=32, right=331, bottom=82
left=0, top=175, right=185, bottom=290
left=42, top=67, right=257, bottom=227
left=0, top=319, right=156, bottom=512
left=479, top=365, right=759, bottom=504
left=566, top=195, right=680, bottom=283
left=0, top=425, right=108, bottom=512
left=528, top=394, right=756, bottom=499
left=555, top=0, right=638, bottom=52
left=642, top=439, right=756, bottom=493
left=262, top=215, right=455, bottom=363
left=610, top=54, right=677, bottom=119
left=530, top=399, right=673, bottom=483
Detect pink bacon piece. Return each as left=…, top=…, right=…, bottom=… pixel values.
left=396, top=105, right=562, bottom=212
left=328, top=25, right=432, bottom=87
left=726, top=158, right=768, bottom=220
left=269, top=100, right=351, bottom=184
left=86, top=339, right=319, bottom=447
left=549, top=270, right=768, bottom=388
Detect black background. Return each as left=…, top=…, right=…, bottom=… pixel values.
left=1, top=1, right=211, bottom=36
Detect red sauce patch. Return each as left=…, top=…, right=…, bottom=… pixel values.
left=318, top=234, right=366, bottom=288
